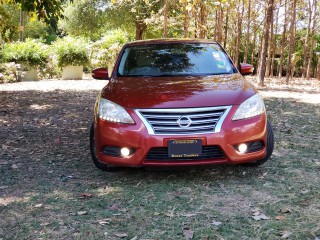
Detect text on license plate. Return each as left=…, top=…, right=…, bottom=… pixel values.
left=168, top=139, right=202, bottom=158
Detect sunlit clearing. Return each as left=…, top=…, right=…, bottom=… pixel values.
left=46, top=190, right=72, bottom=200
left=0, top=196, right=30, bottom=206
left=261, top=91, right=320, bottom=104
left=97, top=186, right=121, bottom=196
left=29, top=104, right=53, bottom=110
left=0, top=118, right=9, bottom=124
left=0, top=80, right=107, bottom=92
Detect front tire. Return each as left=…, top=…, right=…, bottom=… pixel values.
left=90, top=123, right=116, bottom=171
left=246, top=120, right=274, bottom=166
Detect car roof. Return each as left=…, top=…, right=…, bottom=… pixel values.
left=124, top=38, right=218, bottom=47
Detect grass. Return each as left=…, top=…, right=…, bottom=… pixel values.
left=0, top=80, right=319, bottom=240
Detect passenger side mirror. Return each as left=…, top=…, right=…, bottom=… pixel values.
left=239, top=63, right=254, bottom=76
left=92, top=68, right=110, bottom=80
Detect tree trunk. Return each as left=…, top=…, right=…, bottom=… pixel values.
left=216, top=3, right=223, bottom=43
left=306, top=0, right=318, bottom=78
left=19, top=10, right=24, bottom=42
left=223, top=6, right=229, bottom=49
left=183, top=1, right=189, bottom=38
left=251, top=25, right=257, bottom=66
left=214, top=8, right=218, bottom=39
left=243, top=0, right=251, bottom=63
left=302, top=0, right=313, bottom=78
left=257, top=0, right=274, bottom=86
left=163, top=0, right=168, bottom=38
left=256, top=32, right=264, bottom=77
left=199, top=1, right=208, bottom=38
left=234, top=0, right=245, bottom=67
left=317, top=55, right=320, bottom=80
left=135, top=21, right=146, bottom=40
left=265, top=6, right=274, bottom=77
left=278, top=0, right=287, bottom=78
left=285, top=0, right=297, bottom=84
left=270, top=2, right=280, bottom=77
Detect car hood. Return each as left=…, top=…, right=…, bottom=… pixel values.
left=100, top=73, right=257, bottom=109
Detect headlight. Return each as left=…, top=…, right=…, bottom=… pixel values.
left=232, top=94, right=265, bottom=120
left=98, top=98, right=135, bottom=124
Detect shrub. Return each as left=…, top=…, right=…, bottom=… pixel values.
left=0, top=62, right=20, bottom=83
left=0, top=39, right=48, bottom=68
left=90, top=29, right=129, bottom=69
left=52, top=36, right=90, bottom=68
left=38, top=53, right=61, bottom=79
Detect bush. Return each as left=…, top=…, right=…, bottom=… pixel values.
left=0, top=62, right=20, bottom=83
left=52, top=36, right=90, bottom=68
left=38, top=53, right=61, bottom=79
left=0, top=39, right=48, bottom=68
left=90, top=29, right=129, bottom=69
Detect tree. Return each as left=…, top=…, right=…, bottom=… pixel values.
left=182, top=0, right=190, bottom=38
left=59, top=0, right=106, bottom=40
left=243, top=0, right=251, bottom=63
left=0, top=0, right=69, bottom=28
left=278, top=0, right=287, bottom=78
left=0, top=4, right=10, bottom=38
left=108, top=0, right=163, bottom=40
left=0, top=3, right=21, bottom=42
left=257, top=0, right=274, bottom=86
left=163, top=0, right=168, bottom=37
left=306, top=0, right=318, bottom=78
left=233, top=0, right=244, bottom=67
left=285, top=0, right=297, bottom=84
left=302, top=0, right=314, bottom=78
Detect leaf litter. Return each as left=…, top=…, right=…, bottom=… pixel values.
left=0, top=79, right=319, bottom=239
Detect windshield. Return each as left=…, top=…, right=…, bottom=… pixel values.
left=117, top=43, right=237, bottom=77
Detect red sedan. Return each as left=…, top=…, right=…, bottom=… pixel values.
left=90, top=39, right=274, bottom=171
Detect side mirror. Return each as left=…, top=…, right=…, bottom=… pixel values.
left=92, top=67, right=110, bottom=80
left=239, top=63, right=254, bottom=76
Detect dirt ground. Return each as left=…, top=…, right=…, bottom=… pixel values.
left=0, top=77, right=319, bottom=239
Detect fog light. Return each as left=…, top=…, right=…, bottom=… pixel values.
left=120, top=147, right=130, bottom=157
left=238, top=143, right=248, bottom=153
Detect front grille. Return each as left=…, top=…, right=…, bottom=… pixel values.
left=145, top=145, right=225, bottom=161
left=135, top=106, right=231, bottom=135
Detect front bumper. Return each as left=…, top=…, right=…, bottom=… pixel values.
left=94, top=106, right=267, bottom=167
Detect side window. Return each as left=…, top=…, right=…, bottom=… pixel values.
left=118, top=48, right=130, bottom=75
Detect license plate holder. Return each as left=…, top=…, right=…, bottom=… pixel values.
left=168, top=139, right=202, bottom=158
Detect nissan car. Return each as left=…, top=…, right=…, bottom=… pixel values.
left=90, top=39, right=274, bottom=171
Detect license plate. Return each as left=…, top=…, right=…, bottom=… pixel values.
left=168, top=139, right=202, bottom=158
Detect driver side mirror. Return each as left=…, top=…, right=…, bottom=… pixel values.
left=239, top=63, right=254, bottom=76
left=92, top=67, right=110, bottom=80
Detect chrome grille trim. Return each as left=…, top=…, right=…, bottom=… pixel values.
left=135, top=106, right=232, bottom=135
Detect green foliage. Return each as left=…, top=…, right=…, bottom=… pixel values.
left=24, top=19, right=57, bottom=44
left=106, top=0, right=163, bottom=39
left=0, top=39, right=48, bottom=67
left=0, top=4, right=10, bottom=31
left=0, top=3, right=58, bottom=43
left=59, top=0, right=106, bottom=41
left=0, top=3, right=20, bottom=42
left=52, top=36, right=90, bottom=68
left=1, top=0, right=69, bottom=29
left=90, top=29, right=129, bottom=69
left=0, top=62, right=20, bottom=83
